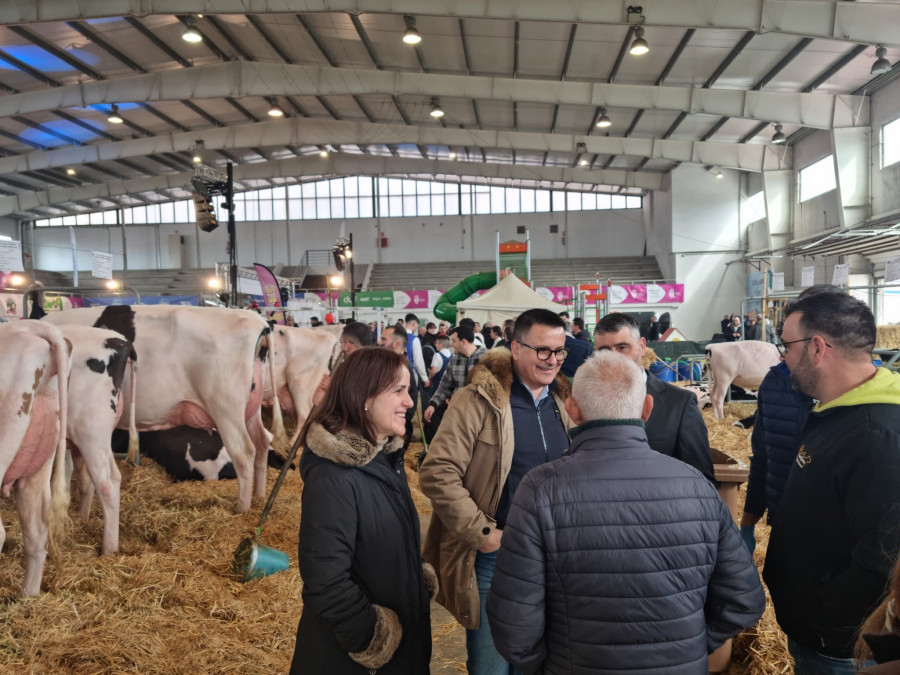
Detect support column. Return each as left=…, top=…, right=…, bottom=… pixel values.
left=762, top=170, right=792, bottom=252
left=832, top=126, right=871, bottom=229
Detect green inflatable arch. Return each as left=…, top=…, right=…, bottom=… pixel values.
left=432, top=271, right=497, bottom=323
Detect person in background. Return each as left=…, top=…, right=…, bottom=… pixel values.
left=427, top=334, right=453, bottom=402
left=419, top=309, right=574, bottom=675
left=559, top=331, right=593, bottom=380
left=647, top=314, right=660, bottom=342
left=594, top=312, right=715, bottom=484
left=763, top=291, right=900, bottom=674
left=739, top=284, right=842, bottom=555
left=571, top=317, right=591, bottom=342
left=340, top=320, right=373, bottom=354
left=744, top=314, right=761, bottom=341
left=310, top=316, right=321, bottom=327
left=379, top=326, right=419, bottom=451
left=558, top=310, right=572, bottom=334
left=726, top=315, right=743, bottom=341
left=721, top=314, right=732, bottom=335
left=290, top=347, right=436, bottom=674
left=486, top=351, right=765, bottom=674
left=460, top=317, right=487, bottom=349
left=489, top=325, right=505, bottom=348
left=423, top=325, right=486, bottom=426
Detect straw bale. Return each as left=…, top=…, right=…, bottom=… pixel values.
left=1, top=407, right=789, bottom=674
left=877, top=325, right=900, bottom=350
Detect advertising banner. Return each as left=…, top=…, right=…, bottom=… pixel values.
left=254, top=263, right=285, bottom=325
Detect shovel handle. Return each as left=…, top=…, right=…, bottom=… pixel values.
left=255, top=430, right=305, bottom=534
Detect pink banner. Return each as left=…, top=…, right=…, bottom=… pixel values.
left=402, top=290, right=429, bottom=309
left=254, top=263, right=285, bottom=325
left=605, top=283, right=683, bottom=304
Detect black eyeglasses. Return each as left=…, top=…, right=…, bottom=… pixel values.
left=776, top=336, right=832, bottom=356
left=517, top=341, right=568, bottom=361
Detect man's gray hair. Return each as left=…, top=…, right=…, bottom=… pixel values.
left=572, top=350, right=646, bottom=420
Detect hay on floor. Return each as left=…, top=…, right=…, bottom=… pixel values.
left=1, top=405, right=789, bottom=674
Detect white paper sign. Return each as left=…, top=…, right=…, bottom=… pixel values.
left=772, top=272, right=785, bottom=292
left=0, top=240, right=24, bottom=272
left=801, top=266, right=815, bottom=287
left=91, top=251, right=113, bottom=280
left=832, top=263, right=850, bottom=288
left=885, top=256, right=900, bottom=284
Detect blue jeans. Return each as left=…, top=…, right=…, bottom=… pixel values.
left=788, top=638, right=872, bottom=674
left=466, top=550, right=520, bottom=675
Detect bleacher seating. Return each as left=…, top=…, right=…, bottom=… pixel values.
left=29, top=268, right=218, bottom=298
left=365, top=257, right=664, bottom=291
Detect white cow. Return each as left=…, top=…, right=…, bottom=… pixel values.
left=53, top=325, right=137, bottom=555
left=265, top=325, right=340, bottom=444
left=706, top=341, right=782, bottom=419
left=45, top=305, right=285, bottom=514
left=0, top=320, right=70, bottom=596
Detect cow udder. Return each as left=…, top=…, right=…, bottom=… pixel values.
left=2, top=393, right=58, bottom=496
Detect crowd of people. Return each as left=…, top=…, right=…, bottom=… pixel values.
left=288, top=296, right=900, bottom=675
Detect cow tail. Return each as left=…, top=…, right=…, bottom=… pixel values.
left=47, top=330, right=72, bottom=566
left=126, top=349, right=139, bottom=465
left=266, top=331, right=289, bottom=453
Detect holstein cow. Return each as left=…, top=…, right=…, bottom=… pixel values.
left=706, top=341, right=782, bottom=419
left=45, top=305, right=285, bottom=514
left=0, top=320, right=70, bottom=596
left=265, top=325, right=340, bottom=444
left=53, top=324, right=136, bottom=555
left=110, top=427, right=294, bottom=483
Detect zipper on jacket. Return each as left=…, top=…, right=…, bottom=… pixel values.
left=536, top=406, right=550, bottom=461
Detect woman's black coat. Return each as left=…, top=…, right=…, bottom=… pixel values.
left=290, top=424, right=432, bottom=674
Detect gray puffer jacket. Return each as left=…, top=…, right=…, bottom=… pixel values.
left=486, top=421, right=765, bottom=675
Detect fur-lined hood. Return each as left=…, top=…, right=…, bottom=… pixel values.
left=306, top=423, right=404, bottom=468
left=466, top=346, right=572, bottom=410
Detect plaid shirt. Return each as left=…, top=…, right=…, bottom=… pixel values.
left=427, top=346, right=487, bottom=408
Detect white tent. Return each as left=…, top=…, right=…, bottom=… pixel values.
left=456, top=273, right=567, bottom=324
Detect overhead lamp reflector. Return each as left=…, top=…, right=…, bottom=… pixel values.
left=771, top=123, right=786, bottom=145
left=872, top=45, right=892, bottom=76
left=183, top=17, right=202, bottom=43
left=402, top=15, right=422, bottom=45
left=596, top=107, right=611, bottom=128
left=267, top=104, right=284, bottom=118
left=629, top=26, right=649, bottom=56
left=107, top=104, right=123, bottom=124
left=430, top=97, right=445, bottom=118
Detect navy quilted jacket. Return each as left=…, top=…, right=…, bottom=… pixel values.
left=744, top=362, right=813, bottom=519
left=486, top=422, right=765, bottom=675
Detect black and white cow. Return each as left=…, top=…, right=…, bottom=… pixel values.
left=45, top=305, right=285, bottom=514
left=111, top=428, right=293, bottom=482
left=53, top=324, right=136, bottom=555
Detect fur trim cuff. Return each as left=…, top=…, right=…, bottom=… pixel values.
left=348, top=605, right=402, bottom=669
left=422, top=562, right=439, bottom=600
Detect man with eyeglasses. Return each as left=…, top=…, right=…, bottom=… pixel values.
left=762, top=291, right=900, bottom=675
left=420, top=308, right=575, bottom=675
left=593, top=312, right=715, bottom=484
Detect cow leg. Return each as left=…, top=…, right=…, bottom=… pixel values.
left=215, top=422, right=257, bottom=514
left=710, top=379, right=727, bottom=419
left=76, top=444, right=121, bottom=555
left=247, top=410, right=272, bottom=499
left=70, top=448, right=95, bottom=525
left=15, top=458, right=54, bottom=597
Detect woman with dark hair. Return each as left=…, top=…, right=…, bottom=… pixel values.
left=857, top=554, right=900, bottom=673
left=290, top=348, right=436, bottom=674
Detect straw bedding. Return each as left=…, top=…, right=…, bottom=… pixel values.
left=1, top=400, right=787, bottom=674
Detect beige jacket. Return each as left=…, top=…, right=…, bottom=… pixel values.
left=419, top=348, right=573, bottom=629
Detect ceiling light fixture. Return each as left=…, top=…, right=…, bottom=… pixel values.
left=871, top=45, right=893, bottom=76
left=66, top=168, right=76, bottom=176
left=715, top=169, right=724, bottom=179
left=596, top=107, right=612, bottom=128
left=267, top=102, right=284, bottom=118
left=771, top=123, right=786, bottom=145
left=107, top=104, right=123, bottom=124
left=629, top=26, right=649, bottom=56
left=319, top=149, right=329, bottom=158
left=626, top=6, right=649, bottom=55
left=449, top=151, right=457, bottom=159
left=191, top=139, right=205, bottom=163
left=430, top=97, right=445, bottom=118
left=182, top=16, right=203, bottom=43
left=402, top=15, right=422, bottom=45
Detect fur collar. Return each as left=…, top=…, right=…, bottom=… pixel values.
left=467, top=347, right=572, bottom=410
left=306, top=423, right=403, bottom=468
